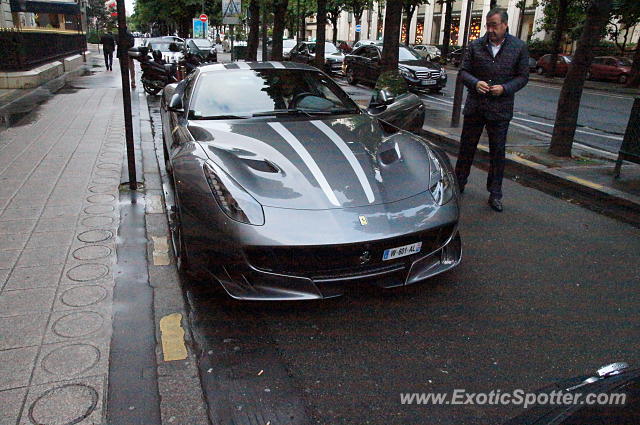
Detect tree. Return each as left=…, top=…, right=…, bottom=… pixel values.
left=343, top=0, right=373, bottom=42
left=439, top=0, right=454, bottom=58
left=548, top=0, right=613, bottom=157
left=548, top=0, right=569, bottom=78
left=326, top=0, right=345, bottom=44
left=315, top=0, right=328, bottom=67
left=380, top=0, right=402, bottom=72
left=607, top=0, right=640, bottom=86
left=87, top=0, right=114, bottom=32
left=246, top=0, right=261, bottom=60
left=271, top=0, right=289, bottom=60
left=402, top=0, right=428, bottom=46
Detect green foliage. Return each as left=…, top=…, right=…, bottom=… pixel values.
left=343, top=0, right=374, bottom=20
left=535, top=0, right=589, bottom=43
left=527, top=39, right=554, bottom=59
left=607, top=0, right=640, bottom=53
left=86, top=30, right=101, bottom=44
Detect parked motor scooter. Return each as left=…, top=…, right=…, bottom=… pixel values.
left=129, top=46, right=178, bottom=95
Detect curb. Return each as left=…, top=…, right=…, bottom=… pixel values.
left=419, top=125, right=640, bottom=227
left=138, top=91, right=211, bottom=424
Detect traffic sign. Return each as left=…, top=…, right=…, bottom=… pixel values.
left=222, top=0, right=241, bottom=25
left=199, top=14, right=208, bottom=22
left=355, top=24, right=361, bottom=32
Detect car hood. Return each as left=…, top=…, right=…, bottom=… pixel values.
left=188, top=115, right=435, bottom=210
left=399, top=59, right=441, bottom=71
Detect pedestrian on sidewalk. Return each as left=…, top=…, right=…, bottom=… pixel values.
left=454, top=8, right=529, bottom=212
left=100, top=29, right=116, bottom=71
left=117, top=26, right=136, bottom=88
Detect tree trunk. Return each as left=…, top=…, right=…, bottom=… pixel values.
left=627, top=44, right=640, bottom=88
left=441, top=0, right=453, bottom=58
left=404, top=3, right=416, bottom=46
left=315, top=0, right=327, bottom=69
left=354, top=16, right=361, bottom=42
left=380, top=0, right=402, bottom=73
left=271, top=0, right=289, bottom=60
left=549, top=0, right=569, bottom=78
left=548, top=0, right=613, bottom=157
left=261, top=0, right=269, bottom=61
left=246, top=0, right=260, bottom=61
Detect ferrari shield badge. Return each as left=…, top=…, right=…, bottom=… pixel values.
left=359, top=215, right=368, bottom=226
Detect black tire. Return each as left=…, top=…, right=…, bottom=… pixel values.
left=143, top=82, right=161, bottom=95
left=536, top=66, right=544, bottom=75
left=162, top=134, right=172, bottom=176
left=171, top=196, right=190, bottom=275
left=618, top=74, right=628, bottom=84
left=346, top=67, right=357, bottom=85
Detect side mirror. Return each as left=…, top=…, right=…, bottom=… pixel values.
left=377, top=89, right=395, bottom=106
left=168, top=93, right=183, bottom=111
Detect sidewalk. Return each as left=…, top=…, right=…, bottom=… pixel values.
left=0, top=47, right=207, bottom=424
left=419, top=102, right=640, bottom=227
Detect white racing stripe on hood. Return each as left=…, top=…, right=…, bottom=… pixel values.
left=268, top=122, right=341, bottom=206
left=236, top=62, right=250, bottom=69
left=311, top=120, right=375, bottom=203
left=270, top=62, right=286, bottom=69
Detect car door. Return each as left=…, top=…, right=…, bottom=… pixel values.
left=590, top=57, right=603, bottom=79
left=604, top=58, right=618, bottom=80
left=359, top=47, right=379, bottom=83
left=348, top=46, right=366, bottom=78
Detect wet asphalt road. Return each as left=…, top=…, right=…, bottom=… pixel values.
left=147, top=93, right=640, bottom=425
left=427, top=70, right=635, bottom=153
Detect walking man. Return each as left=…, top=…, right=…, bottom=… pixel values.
left=100, top=29, right=116, bottom=71
left=454, top=8, right=529, bottom=212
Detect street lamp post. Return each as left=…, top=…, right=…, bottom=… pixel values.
left=116, top=0, right=137, bottom=190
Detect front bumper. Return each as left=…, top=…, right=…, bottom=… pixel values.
left=203, top=227, right=461, bottom=301
left=404, top=72, right=447, bottom=90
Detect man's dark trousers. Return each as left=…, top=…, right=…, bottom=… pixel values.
left=103, top=50, right=113, bottom=70
left=455, top=114, right=509, bottom=200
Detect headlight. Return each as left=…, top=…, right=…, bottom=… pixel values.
left=399, top=67, right=414, bottom=79
left=203, top=162, right=265, bottom=225
left=427, top=149, right=455, bottom=205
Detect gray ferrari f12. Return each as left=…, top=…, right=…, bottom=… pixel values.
left=160, top=61, right=461, bottom=300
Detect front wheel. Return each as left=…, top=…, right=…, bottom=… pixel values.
left=143, top=81, right=161, bottom=95
left=346, top=67, right=357, bottom=85
left=585, top=71, right=592, bottom=80
left=618, top=74, right=628, bottom=84
left=536, top=66, right=544, bottom=75
left=170, top=197, right=190, bottom=275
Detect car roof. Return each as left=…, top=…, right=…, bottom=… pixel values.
left=198, top=61, right=320, bottom=73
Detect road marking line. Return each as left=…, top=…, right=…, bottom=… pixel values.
left=564, top=175, right=606, bottom=190
left=151, top=236, right=170, bottom=266
left=146, top=195, right=165, bottom=214
left=159, top=313, right=188, bottom=361
left=422, top=97, right=623, bottom=142
left=526, top=82, right=633, bottom=99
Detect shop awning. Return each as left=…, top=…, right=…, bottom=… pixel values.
left=10, top=0, right=81, bottom=15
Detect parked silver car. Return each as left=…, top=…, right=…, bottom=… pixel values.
left=160, top=62, right=461, bottom=300
left=413, top=44, right=441, bottom=60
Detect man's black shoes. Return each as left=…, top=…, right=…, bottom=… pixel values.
left=488, top=197, right=503, bottom=212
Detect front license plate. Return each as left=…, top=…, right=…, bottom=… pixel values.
left=421, top=79, right=436, bottom=85
left=383, top=242, right=422, bottom=261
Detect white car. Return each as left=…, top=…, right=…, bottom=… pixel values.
left=413, top=44, right=441, bottom=61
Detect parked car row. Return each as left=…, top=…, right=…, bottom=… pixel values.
left=343, top=44, right=447, bottom=93
left=535, top=54, right=632, bottom=83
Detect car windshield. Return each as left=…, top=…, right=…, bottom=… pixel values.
left=149, top=42, right=174, bottom=52
left=189, top=69, right=360, bottom=119
left=283, top=39, right=297, bottom=48
left=191, top=39, right=212, bottom=49
left=618, top=58, right=632, bottom=66
left=398, top=46, right=422, bottom=61
left=307, top=43, right=339, bottom=54
left=564, top=56, right=573, bottom=63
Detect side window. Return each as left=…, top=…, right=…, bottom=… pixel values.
left=605, top=59, right=616, bottom=66
left=352, top=47, right=365, bottom=57
left=182, top=74, right=197, bottom=110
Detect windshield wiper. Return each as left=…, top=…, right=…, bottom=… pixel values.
left=252, top=109, right=331, bottom=117
left=191, top=114, right=250, bottom=120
